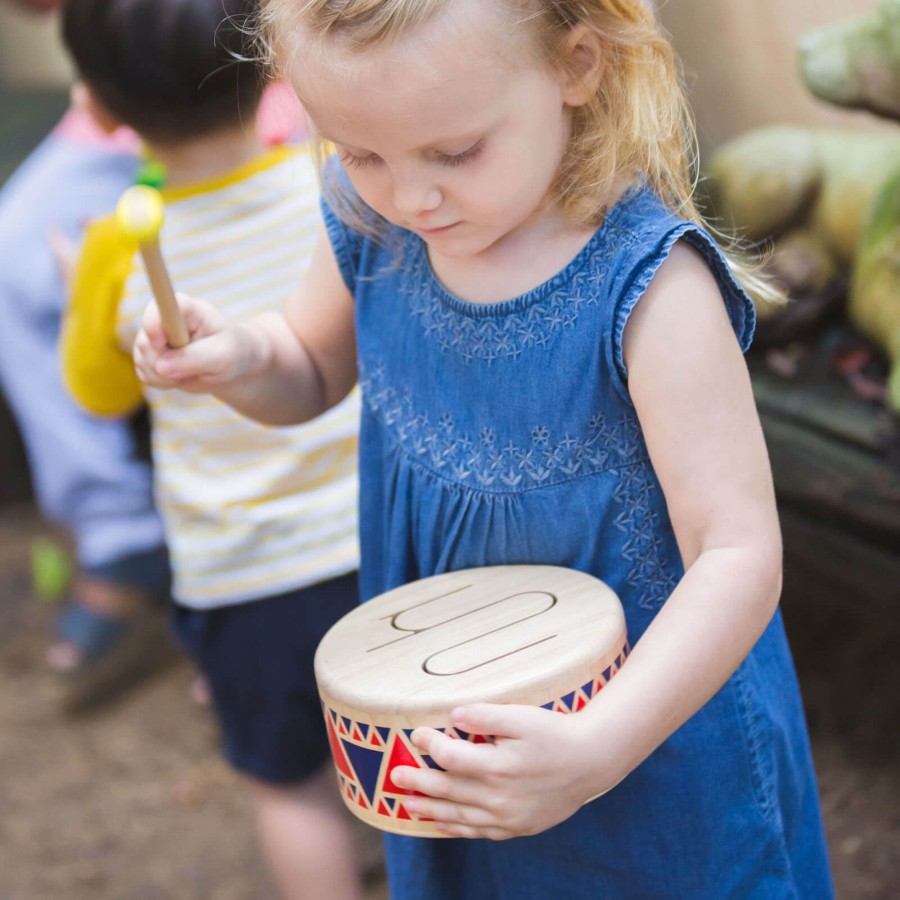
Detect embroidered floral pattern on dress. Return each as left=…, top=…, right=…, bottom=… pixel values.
left=361, top=359, right=652, bottom=490
left=362, top=358, right=673, bottom=609
left=613, top=466, right=680, bottom=609
left=400, top=234, right=632, bottom=361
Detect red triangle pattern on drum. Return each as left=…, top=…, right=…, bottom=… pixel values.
left=381, top=734, right=424, bottom=795
left=326, top=713, right=356, bottom=780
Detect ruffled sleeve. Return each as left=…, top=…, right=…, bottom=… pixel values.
left=608, top=195, right=756, bottom=404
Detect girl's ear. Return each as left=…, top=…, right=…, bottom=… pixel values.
left=557, top=24, right=606, bottom=107
left=70, top=81, right=124, bottom=134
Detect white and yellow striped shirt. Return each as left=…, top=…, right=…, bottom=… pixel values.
left=63, top=145, right=359, bottom=607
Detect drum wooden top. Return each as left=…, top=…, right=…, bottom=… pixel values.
left=315, top=565, right=625, bottom=723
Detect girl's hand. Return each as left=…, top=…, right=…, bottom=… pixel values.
left=390, top=703, right=612, bottom=840
left=133, top=294, right=258, bottom=393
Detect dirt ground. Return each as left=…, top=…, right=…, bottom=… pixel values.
left=0, top=503, right=897, bottom=900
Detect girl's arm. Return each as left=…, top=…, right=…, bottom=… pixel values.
left=391, top=241, right=783, bottom=839
left=572, top=238, right=783, bottom=784
left=133, top=226, right=357, bottom=425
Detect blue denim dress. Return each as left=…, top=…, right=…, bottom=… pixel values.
left=323, top=183, right=834, bottom=899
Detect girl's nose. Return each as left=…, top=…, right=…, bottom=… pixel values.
left=392, top=173, right=441, bottom=216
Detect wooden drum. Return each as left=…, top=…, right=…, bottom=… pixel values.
left=314, top=565, right=629, bottom=837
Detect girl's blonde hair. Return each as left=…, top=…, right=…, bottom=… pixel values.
left=258, top=0, right=781, bottom=306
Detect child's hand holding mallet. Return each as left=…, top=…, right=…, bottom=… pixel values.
left=116, top=185, right=190, bottom=348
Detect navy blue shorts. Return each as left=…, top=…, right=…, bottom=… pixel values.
left=170, top=572, right=359, bottom=784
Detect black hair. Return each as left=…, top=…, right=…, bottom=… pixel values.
left=61, top=0, right=265, bottom=142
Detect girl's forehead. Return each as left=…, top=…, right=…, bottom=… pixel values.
left=286, top=0, right=534, bottom=108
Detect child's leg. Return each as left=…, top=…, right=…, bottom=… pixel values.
left=170, top=572, right=373, bottom=900
left=247, top=766, right=364, bottom=900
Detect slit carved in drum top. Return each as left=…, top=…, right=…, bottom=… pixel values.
left=314, top=565, right=629, bottom=837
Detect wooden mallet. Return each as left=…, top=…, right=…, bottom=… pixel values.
left=116, top=184, right=190, bottom=348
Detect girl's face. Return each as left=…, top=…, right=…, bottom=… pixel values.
left=292, top=1, right=577, bottom=262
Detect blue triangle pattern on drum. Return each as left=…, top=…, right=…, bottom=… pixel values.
left=341, top=716, right=352, bottom=733
left=358, top=723, right=370, bottom=740
left=454, top=728, right=470, bottom=740
left=376, top=726, right=391, bottom=744
left=541, top=701, right=554, bottom=710
left=385, top=797, right=396, bottom=812
left=421, top=754, right=444, bottom=770
left=581, top=680, right=594, bottom=699
left=602, top=666, right=612, bottom=682
left=562, top=691, right=576, bottom=711
left=341, top=740, right=383, bottom=806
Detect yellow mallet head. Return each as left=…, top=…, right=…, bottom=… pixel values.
left=116, top=184, right=165, bottom=242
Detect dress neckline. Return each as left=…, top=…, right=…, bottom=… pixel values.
left=414, top=185, right=641, bottom=318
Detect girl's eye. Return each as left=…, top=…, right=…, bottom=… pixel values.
left=341, top=152, right=380, bottom=170
left=437, top=140, right=484, bottom=168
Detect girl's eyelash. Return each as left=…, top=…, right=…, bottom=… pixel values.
left=340, top=141, right=484, bottom=171
left=341, top=152, right=379, bottom=170
left=439, top=141, right=484, bottom=167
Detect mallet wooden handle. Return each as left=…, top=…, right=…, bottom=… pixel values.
left=138, top=240, right=190, bottom=348
left=116, top=185, right=189, bottom=348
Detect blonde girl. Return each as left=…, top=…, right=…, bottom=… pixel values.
left=135, top=1, right=834, bottom=897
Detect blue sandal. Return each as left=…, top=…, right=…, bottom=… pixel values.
left=55, top=602, right=130, bottom=663
left=52, top=595, right=179, bottom=713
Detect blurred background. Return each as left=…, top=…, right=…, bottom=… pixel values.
left=0, top=1, right=898, bottom=898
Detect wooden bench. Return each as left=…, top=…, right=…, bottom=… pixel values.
left=749, top=329, right=900, bottom=616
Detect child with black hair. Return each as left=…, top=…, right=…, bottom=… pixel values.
left=59, top=0, right=365, bottom=896
left=0, top=0, right=306, bottom=705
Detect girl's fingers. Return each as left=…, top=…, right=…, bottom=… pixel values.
left=407, top=726, right=494, bottom=778
left=403, top=703, right=549, bottom=778
left=449, top=703, right=545, bottom=741
left=390, top=765, right=486, bottom=805
left=134, top=293, right=235, bottom=387
left=402, top=796, right=512, bottom=840
left=178, top=292, right=224, bottom=338
left=139, top=303, right=169, bottom=352
left=141, top=293, right=221, bottom=347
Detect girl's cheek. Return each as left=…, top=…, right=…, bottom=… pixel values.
left=352, top=175, right=389, bottom=214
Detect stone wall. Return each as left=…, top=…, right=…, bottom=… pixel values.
left=658, top=0, right=893, bottom=158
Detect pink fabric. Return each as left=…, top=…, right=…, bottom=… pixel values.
left=257, top=81, right=310, bottom=146
left=52, top=81, right=308, bottom=152
left=53, top=107, right=141, bottom=151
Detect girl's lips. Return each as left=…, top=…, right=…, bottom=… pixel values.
left=418, top=222, right=459, bottom=235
